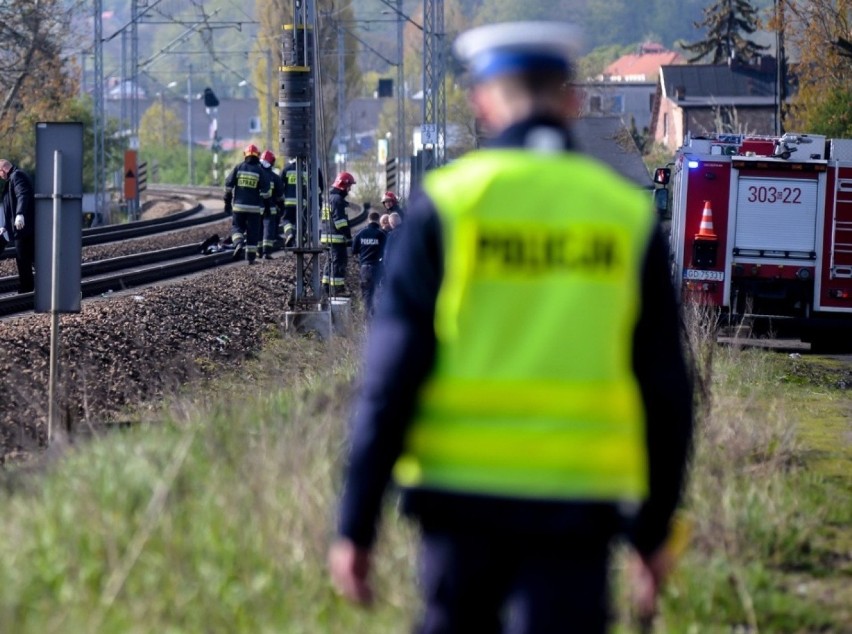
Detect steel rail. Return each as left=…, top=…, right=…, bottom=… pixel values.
left=0, top=185, right=225, bottom=260
left=0, top=244, right=208, bottom=295
left=0, top=250, right=234, bottom=317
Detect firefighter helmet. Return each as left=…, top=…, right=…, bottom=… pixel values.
left=381, top=191, right=398, bottom=205
left=244, top=143, right=260, bottom=158
left=332, top=171, right=356, bottom=190
left=260, top=150, right=276, bottom=166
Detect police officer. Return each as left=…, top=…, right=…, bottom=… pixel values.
left=0, top=159, right=35, bottom=293
left=258, top=150, right=286, bottom=260
left=329, top=21, right=693, bottom=633
left=321, top=171, right=355, bottom=294
left=351, top=210, right=387, bottom=316
left=223, top=144, right=271, bottom=264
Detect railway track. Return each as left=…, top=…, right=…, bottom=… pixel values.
left=0, top=186, right=225, bottom=261
left=0, top=248, right=234, bottom=316
left=0, top=183, right=365, bottom=320
left=0, top=185, right=235, bottom=318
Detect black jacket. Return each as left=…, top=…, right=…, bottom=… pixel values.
left=261, top=166, right=286, bottom=214
left=323, top=187, right=351, bottom=240
left=337, top=116, right=694, bottom=556
left=2, top=166, right=35, bottom=240
left=352, top=222, right=387, bottom=265
left=224, top=157, right=271, bottom=213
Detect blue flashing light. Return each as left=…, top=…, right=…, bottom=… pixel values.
left=687, top=160, right=700, bottom=169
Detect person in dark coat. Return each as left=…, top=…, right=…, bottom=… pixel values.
left=0, top=159, right=36, bottom=293
left=351, top=211, right=387, bottom=316
left=328, top=21, right=694, bottom=634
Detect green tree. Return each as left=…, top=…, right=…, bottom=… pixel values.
left=139, top=101, right=184, bottom=152
left=576, top=43, right=636, bottom=81
left=679, top=0, right=768, bottom=63
left=0, top=0, right=83, bottom=168
left=774, top=0, right=852, bottom=137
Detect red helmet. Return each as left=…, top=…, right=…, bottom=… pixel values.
left=382, top=191, right=398, bottom=205
left=260, top=150, right=276, bottom=166
left=244, top=143, right=260, bottom=158
left=332, top=171, right=356, bottom=190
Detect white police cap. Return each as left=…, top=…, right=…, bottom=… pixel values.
left=454, top=22, right=582, bottom=82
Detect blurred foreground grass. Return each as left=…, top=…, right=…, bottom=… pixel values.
left=0, top=321, right=848, bottom=633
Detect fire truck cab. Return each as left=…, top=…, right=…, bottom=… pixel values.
left=656, top=132, right=852, bottom=347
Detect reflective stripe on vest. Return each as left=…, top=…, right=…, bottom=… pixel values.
left=322, top=203, right=348, bottom=242
left=393, top=149, right=655, bottom=503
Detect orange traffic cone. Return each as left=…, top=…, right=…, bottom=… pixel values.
left=695, top=200, right=717, bottom=239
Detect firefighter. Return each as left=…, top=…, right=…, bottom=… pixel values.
left=259, top=149, right=286, bottom=259
left=351, top=210, right=387, bottom=317
left=223, top=143, right=271, bottom=265
left=381, top=191, right=404, bottom=217
left=328, top=21, right=694, bottom=633
left=321, top=171, right=355, bottom=294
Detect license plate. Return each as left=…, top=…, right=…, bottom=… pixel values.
left=684, top=269, right=725, bottom=282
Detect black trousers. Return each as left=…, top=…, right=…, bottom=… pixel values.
left=416, top=529, right=612, bottom=634
left=322, top=243, right=348, bottom=289
left=359, top=263, right=383, bottom=315
left=231, top=212, right=262, bottom=260
left=15, top=235, right=35, bottom=293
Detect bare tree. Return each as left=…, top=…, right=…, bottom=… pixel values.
left=0, top=0, right=78, bottom=125
left=775, top=0, right=852, bottom=135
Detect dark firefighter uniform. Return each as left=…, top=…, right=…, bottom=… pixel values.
left=336, top=117, right=694, bottom=631
left=260, top=162, right=286, bottom=258
left=351, top=217, right=387, bottom=316
left=224, top=151, right=271, bottom=264
left=283, top=161, right=326, bottom=247
left=282, top=161, right=307, bottom=247
left=321, top=186, right=352, bottom=292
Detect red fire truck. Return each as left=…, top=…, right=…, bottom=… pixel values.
left=654, top=132, right=852, bottom=348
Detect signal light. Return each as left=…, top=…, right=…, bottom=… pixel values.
left=688, top=160, right=699, bottom=169
left=828, top=289, right=850, bottom=299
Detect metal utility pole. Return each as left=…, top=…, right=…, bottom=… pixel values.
left=337, top=24, right=346, bottom=167
left=281, top=0, right=323, bottom=321
left=187, top=64, right=194, bottom=186
left=775, top=0, right=786, bottom=135
left=120, top=30, right=128, bottom=135
left=130, top=0, right=140, bottom=145
left=266, top=48, right=274, bottom=151
left=396, top=0, right=405, bottom=190
left=93, top=0, right=105, bottom=223
left=422, top=0, right=446, bottom=172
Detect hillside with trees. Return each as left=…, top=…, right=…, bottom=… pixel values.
left=0, top=0, right=848, bottom=190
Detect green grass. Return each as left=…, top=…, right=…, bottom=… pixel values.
left=0, top=323, right=849, bottom=632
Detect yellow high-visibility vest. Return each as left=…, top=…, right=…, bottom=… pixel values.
left=394, top=149, right=655, bottom=503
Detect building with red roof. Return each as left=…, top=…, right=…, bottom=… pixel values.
left=603, top=43, right=685, bottom=82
